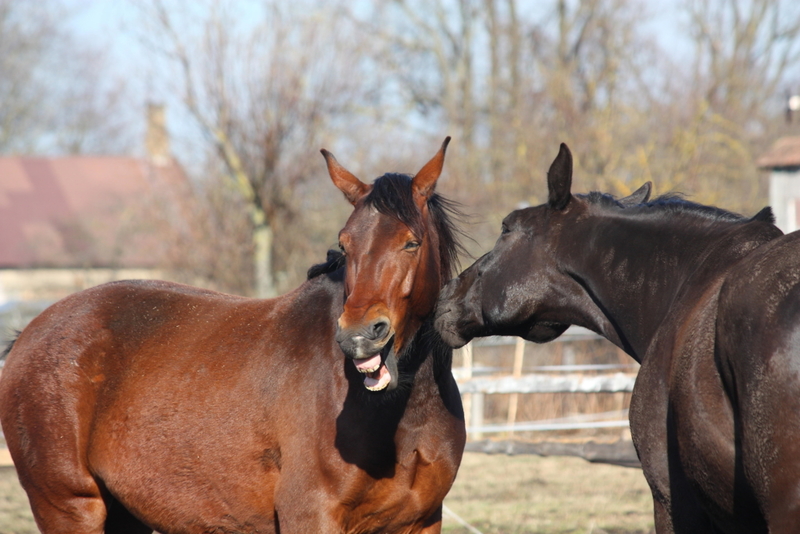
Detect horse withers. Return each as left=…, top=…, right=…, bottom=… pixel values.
left=0, top=139, right=466, bottom=534
left=435, top=143, right=800, bottom=533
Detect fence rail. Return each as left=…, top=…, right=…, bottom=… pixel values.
left=456, top=372, right=636, bottom=394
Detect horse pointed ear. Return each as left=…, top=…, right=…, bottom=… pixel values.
left=547, top=143, right=573, bottom=210
left=619, top=181, right=652, bottom=206
left=321, top=149, right=369, bottom=205
left=412, top=136, right=451, bottom=201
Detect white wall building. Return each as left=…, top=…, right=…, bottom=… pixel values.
left=758, top=136, right=800, bottom=234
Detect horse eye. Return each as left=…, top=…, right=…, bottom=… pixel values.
left=338, top=242, right=346, bottom=255
left=501, top=223, right=509, bottom=235
left=404, top=240, right=420, bottom=250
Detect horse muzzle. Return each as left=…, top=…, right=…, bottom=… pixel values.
left=336, top=318, right=397, bottom=391
left=434, top=277, right=485, bottom=348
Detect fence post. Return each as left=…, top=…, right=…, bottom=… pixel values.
left=461, top=341, right=483, bottom=440
left=505, top=337, right=526, bottom=436
left=471, top=391, right=484, bottom=440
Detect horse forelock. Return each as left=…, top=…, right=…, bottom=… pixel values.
left=364, top=173, right=466, bottom=281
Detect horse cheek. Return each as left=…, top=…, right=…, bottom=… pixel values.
left=400, top=263, right=415, bottom=298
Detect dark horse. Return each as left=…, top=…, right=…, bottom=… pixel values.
left=0, top=139, right=465, bottom=533
left=435, top=143, right=800, bottom=533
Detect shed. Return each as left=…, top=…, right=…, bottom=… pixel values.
left=757, top=136, right=800, bottom=233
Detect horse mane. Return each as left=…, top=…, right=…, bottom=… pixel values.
left=580, top=191, right=767, bottom=224
left=363, top=173, right=467, bottom=280
left=307, top=249, right=346, bottom=279
left=1, top=331, right=20, bottom=361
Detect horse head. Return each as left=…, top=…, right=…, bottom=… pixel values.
left=435, top=143, right=652, bottom=350
left=321, top=138, right=459, bottom=391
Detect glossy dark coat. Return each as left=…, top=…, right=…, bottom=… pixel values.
left=0, top=140, right=465, bottom=534
left=435, top=143, right=800, bottom=533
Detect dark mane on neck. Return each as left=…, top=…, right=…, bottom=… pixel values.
left=580, top=191, right=754, bottom=223
left=363, top=173, right=467, bottom=280
left=307, top=249, right=346, bottom=279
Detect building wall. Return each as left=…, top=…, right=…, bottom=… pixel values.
left=769, top=170, right=800, bottom=233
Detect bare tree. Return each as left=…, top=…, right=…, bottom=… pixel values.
left=0, top=0, right=136, bottom=155
left=138, top=0, right=369, bottom=296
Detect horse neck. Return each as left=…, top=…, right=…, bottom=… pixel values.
left=561, top=213, right=777, bottom=362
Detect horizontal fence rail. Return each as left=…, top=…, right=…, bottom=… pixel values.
left=456, top=372, right=637, bottom=394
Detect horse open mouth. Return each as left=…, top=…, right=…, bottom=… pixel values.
left=352, top=353, right=392, bottom=391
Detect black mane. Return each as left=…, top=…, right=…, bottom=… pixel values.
left=1, top=332, right=19, bottom=361
left=308, top=173, right=466, bottom=282
left=307, top=249, right=347, bottom=279
left=580, top=191, right=766, bottom=224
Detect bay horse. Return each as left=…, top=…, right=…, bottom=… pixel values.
left=435, top=143, right=800, bottom=533
left=0, top=138, right=466, bottom=534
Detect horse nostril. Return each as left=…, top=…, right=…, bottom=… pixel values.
left=370, top=319, right=390, bottom=341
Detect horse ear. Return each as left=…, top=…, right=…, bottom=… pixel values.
left=412, top=136, right=451, bottom=201
left=619, top=181, right=652, bottom=206
left=547, top=143, right=573, bottom=210
left=321, top=149, right=369, bottom=205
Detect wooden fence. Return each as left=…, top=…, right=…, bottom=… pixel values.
left=454, top=327, right=639, bottom=441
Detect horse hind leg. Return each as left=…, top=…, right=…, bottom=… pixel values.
left=17, top=474, right=107, bottom=534
left=2, top=383, right=109, bottom=532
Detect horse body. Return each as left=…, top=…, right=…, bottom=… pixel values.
left=0, top=140, right=465, bottom=534
left=435, top=143, right=800, bottom=533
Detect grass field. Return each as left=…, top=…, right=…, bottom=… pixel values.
left=0, top=453, right=654, bottom=534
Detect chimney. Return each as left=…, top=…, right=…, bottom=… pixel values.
left=145, top=103, right=170, bottom=166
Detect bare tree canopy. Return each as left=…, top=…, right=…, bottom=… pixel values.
left=4, top=0, right=800, bottom=294
left=0, top=0, right=135, bottom=155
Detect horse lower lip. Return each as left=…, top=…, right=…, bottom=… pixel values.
left=363, top=363, right=391, bottom=391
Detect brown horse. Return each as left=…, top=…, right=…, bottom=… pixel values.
left=0, top=139, right=466, bottom=534
left=435, top=143, right=800, bottom=533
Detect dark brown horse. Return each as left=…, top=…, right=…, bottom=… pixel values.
left=0, top=139, right=466, bottom=534
left=435, top=143, right=800, bottom=533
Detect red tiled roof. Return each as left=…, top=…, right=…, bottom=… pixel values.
left=0, top=156, right=186, bottom=268
left=756, top=137, right=800, bottom=169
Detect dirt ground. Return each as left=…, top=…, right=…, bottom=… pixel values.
left=0, top=453, right=654, bottom=534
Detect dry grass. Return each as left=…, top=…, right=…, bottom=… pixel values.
left=443, top=453, right=654, bottom=534
left=0, top=454, right=653, bottom=534
left=0, top=467, right=36, bottom=534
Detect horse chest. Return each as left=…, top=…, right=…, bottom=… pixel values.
left=312, top=395, right=462, bottom=532
left=330, top=446, right=456, bottom=533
